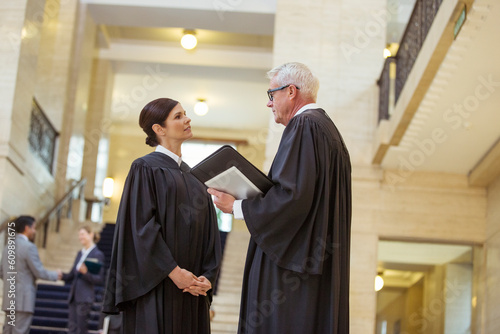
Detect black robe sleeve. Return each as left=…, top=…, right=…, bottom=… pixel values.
left=103, top=160, right=178, bottom=313
left=200, top=199, right=221, bottom=286
left=182, top=165, right=222, bottom=300
left=200, top=194, right=222, bottom=301
left=242, top=111, right=349, bottom=275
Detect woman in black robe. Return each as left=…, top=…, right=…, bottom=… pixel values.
left=102, top=98, right=222, bottom=334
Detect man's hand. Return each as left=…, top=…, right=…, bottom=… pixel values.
left=207, top=188, right=236, bottom=214
left=169, top=266, right=200, bottom=290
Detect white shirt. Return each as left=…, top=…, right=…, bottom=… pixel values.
left=76, top=244, right=96, bottom=270
left=232, top=103, right=322, bottom=220
left=156, top=145, right=182, bottom=166
left=18, top=234, right=29, bottom=241
left=294, top=103, right=320, bottom=117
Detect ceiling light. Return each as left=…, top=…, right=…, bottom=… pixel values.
left=181, top=30, right=197, bottom=50
left=103, top=177, right=114, bottom=198
left=383, top=48, right=392, bottom=58
left=375, top=274, right=384, bottom=292
left=194, top=99, right=208, bottom=116
left=102, top=177, right=114, bottom=205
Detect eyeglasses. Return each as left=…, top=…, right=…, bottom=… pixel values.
left=267, top=84, right=300, bottom=101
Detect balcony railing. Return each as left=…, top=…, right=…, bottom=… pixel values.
left=377, top=57, right=396, bottom=122
left=378, top=0, right=444, bottom=122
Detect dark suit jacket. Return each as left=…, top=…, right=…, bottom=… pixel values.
left=62, top=246, right=105, bottom=304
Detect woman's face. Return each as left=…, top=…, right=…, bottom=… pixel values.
left=161, top=103, right=192, bottom=143
left=78, top=229, right=93, bottom=247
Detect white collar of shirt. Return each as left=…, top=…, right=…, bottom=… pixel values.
left=18, top=234, right=28, bottom=241
left=155, top=145, right=182, bottom=166
left=76, top=244, right=96, bottom=270
left=294, top=103, right=321, bottom=118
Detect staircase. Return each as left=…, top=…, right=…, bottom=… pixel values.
left=211, top=228, right=250, bottom=334
left=0, top=221, right=249, bottom=333
left=27, top=222, right=115, bottom=334
left=30, top=284, right=103, bottom=334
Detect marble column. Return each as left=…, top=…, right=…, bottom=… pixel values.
left=81, top=59, right=114, bottom=201
left=0, top=0, right=46, bottom=221
left=54, top=1, right=97, bottom=198
left=271, top=1, right=386, bottom=332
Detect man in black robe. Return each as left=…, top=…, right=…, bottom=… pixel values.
left=102, top=151, right=221, bottom=334
left=209, top=62, right=351, bottom=333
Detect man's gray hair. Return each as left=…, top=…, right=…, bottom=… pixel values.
left=267, top=62, right=320, bottom=101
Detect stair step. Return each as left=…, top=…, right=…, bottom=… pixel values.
left=211, top=321, right=239, bottom=332
left=210, top=229, right=249, bottom=331
left=25, top=223, right=117, bottom=334
left=36, top=291, right=68, bottom=300
left=35, top=299, right=68, bottom=309
left=30, top=326, right=101, bottom=334
left=34, top=307, right=69, bottom=319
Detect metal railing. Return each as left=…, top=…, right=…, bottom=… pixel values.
left=377, top=57, right=396, bottom=123
left=36, top=179, right=86, bottom=248
left=378, top=0, right=444, bottom=122
left=395, top=0, right=443, bottom=102
left=0, top=179, right=86, bottom=248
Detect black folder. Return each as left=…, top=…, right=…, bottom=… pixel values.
left=190, top=145, right=274, bottom=199
left=84, top=258, right=102, bottom=274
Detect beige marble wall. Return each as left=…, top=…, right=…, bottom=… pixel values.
left=444, top=263, right=473, bottom=333
left=55, top=2, right=97, bottom=196
left=0, top=0, right=51, bottom=222
left=35, top=0, right=78, bottom=130
left=422, top=266, right=446, bottom=333
left=355, top=172, right=486, bottom=332
left=270, top=1, right=490, bottom=332
left=376, top=279, right=423, bottom=333
left=0, top=0, right=95, bottom=228
left=271, top=0, right=385, bottom=167
left=485, top=175, right=500, bottom=333
left=81, top=58, right=114, bottom=199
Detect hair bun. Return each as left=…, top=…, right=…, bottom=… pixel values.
left=145, top=136, right=157, bottom=147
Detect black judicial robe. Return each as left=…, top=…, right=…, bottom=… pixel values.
left=238, top=109, right=351, bottom=334
left=102, top=152, right=221, bottom=334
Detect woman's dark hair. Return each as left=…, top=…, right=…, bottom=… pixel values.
left=14, top=215, right=35, bottom=233
left=139, top=98, right=179, bottom=147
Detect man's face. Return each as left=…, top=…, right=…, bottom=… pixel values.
left=26, top=223, right=37, bottom=242
left=267, top=77, right=292, bottom=126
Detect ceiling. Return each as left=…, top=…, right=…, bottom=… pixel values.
left=378, top=240, right=472, bottom=267
left=83, top=0, right=500, bottom=176
left=377, top=240, right=472, bottom=290
left=83, top=0, right=277, bottom=132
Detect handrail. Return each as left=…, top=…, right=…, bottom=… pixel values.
left=377, top=57, right=396, bottom=123
left=37, top=178, right=86, bottom=247
left=0, top=179, right=86, bottom=247
left=376, top=0, right=444, bottom=123
left=37, top=178, right=86, bottom=230
left=395, top=0, right=443, bottom=102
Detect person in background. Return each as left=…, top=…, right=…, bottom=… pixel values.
left=209, top=62, right=352, bottom=334
left=0, top=215, right=62, bottom=334
left=62, top=226, right=105, bottom=334
left=102, top=98, right=222, bottom=334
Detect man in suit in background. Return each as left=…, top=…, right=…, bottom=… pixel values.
left=0, top=215, right=62, bottom=334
